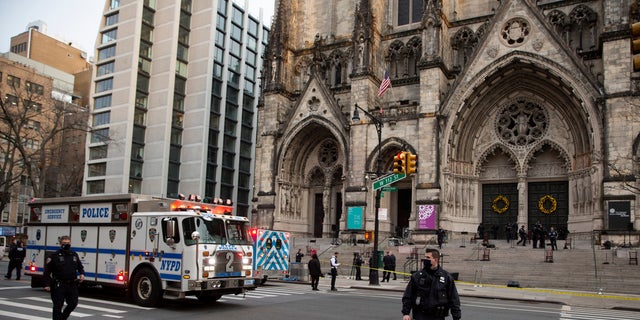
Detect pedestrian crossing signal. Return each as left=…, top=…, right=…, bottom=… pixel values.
left=364, top=231, right=373, bottom=242
left=393, top=152, right=406, bottom=174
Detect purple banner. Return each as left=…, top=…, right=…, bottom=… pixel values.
left=417, top=205, right=437, bottom=230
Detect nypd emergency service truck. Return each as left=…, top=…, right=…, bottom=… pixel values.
left=25, top=194, right=256, bottom=306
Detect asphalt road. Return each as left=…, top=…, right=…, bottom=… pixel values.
left=1, top=274, right=639, bottom=319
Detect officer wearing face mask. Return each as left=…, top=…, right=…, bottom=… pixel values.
left=43, top=235, right=85, bottom=320
left=401, top=248, right=461, bottom=320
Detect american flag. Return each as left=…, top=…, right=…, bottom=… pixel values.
left=377, top=70, right=391, bottom=98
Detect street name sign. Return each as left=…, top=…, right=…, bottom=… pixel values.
left=373, top=173, right=406, bottom=190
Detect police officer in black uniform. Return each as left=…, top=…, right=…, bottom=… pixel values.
left=402, top=248, right=461, bottom=320
left=43, top=235, right=85, bottom=320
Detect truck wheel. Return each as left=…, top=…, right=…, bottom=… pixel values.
left=130, top=268, right=162, bottom=307
left=195, top=292, right=222, bottom=303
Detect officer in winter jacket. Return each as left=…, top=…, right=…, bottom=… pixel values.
left=5, top=239, right=26, bottom=280
left=401, top=248, right=461, bottom=320
left=43, top=235, right=85, bottom=320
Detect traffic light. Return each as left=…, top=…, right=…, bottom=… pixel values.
left=633, top=22, right=640, bottom=71
left=406, top=152, right=418, bottom=175
left=393, top=152, right=406, bottom=174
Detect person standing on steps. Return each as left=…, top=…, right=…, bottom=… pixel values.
left=517, top=225, right=527, bottom=246
left=330, top=252, right=340, bottom=291
left=295, top=248, right=305, bottom=263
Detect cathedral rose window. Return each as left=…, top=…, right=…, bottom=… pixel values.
left=495, top=99, right=548, bottom=147
left=318, top=140, right=338, bottom=167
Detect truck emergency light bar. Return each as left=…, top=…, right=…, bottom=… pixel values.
left=169, top=200, right=233, bottom=215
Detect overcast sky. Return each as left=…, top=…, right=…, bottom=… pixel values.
left=0, top=0, right=275, bottom=58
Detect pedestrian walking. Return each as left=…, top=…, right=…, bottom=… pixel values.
left=517, top=225, right=527, bottom=246
left=401, top=248, right=462, bottom=320
left=307, top=253, right=323, bottom=290
left=383, top=252, right=392, bottom=282
left=329, top=252, right=340, bottom=291
left=5, top=239, right=25, bottom=280
left=43, top=235, right=85, bottom=320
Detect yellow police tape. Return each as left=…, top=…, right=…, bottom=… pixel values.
left=343, top=265, right=640, bottom=301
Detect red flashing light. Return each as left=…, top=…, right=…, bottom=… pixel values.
left=117, top=270, right=127, bottom=282
left=30, top=265, right=36, bottom=272
left=120, top=213, right=127, bottom=220
left=249, top=228, right=258, bottom=242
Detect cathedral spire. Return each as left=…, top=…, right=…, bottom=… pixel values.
left=421, top=0, right=442, bottom=62
left=264, top=0, right=288, bottom=92
left=351, top=0, right=373, bottom=76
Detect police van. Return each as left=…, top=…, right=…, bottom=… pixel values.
left=25, top=194, right=256, bottom=306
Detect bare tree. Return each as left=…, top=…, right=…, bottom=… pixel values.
left=603, top=96, right=640, bottom=195
left=0, top=74, right=89, bottom=214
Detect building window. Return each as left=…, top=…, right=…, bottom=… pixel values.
left=128, top=179, right=142, bottom=194
left=96, top=78, right=113, bottom=93
left=94, top=95, right=112, bottom=109
left=98, top=45, right=116, bottom=60
left=91, top=128, right=110, bottom=143
left=232, top=6, right=243, bottom=26
left=231, top=23, right=243, bottom=41
left=177, top=43, right=188, bottom=60
left=102, top=29, right=117, bottom=44
left=130, top=161, right=143, bottom=177
left=86, top=180, right=105, bottom=194
left=97, top=61, right=115, bottom=76
left=143, top=6, right=155, bottom=25
left=25, top=81, right=44, bottom=95
left=5, top=94, right=18, bottom=106
left=134, top=109, right=146, bottom=126
left=217, top=0, right=227, bottom=15
left=217, top=14, right=226, bottom=31
left=248, top=18, right=258, bottom=37
left=10, top=42, right=27, bottom=53
left=396, top=0, right=423, bottom=26
left=7, top=75, right=20, bottom=88
left=89, top=145, right=108, bottom=160
left=229, top=40, right=241, bottom=57
left=216, top=30, right=225, bottom=47
left=93, top=111, right=111, bottom=127
left=105, top=13, right=119, bottom=26
left=141, top=24, right=153, bottom=42
left=88, top=163, right=107, bottom=177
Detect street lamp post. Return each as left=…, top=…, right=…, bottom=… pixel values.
left=352, top=103, right=383, bottom=286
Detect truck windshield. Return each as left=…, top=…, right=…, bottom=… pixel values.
left=226, top=220, right=252, bottom=245
left=182, top=217, right=225, bottom=245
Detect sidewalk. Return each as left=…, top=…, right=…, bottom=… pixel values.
left=276, top=275, right=640, bottom=311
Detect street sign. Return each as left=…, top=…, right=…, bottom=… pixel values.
left=382, top=186, right=398, bottom=192
left=373, top=173, right=406, bottom=190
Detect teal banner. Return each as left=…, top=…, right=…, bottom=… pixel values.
left=347, top=206, right=364, bottom=230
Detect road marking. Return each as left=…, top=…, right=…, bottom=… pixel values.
left=23, top=297, right=127, bottom=313
left=0, top=298, right=92, bottom=317
left=0, top=286, right=32, bottom=290
left=79, top=296, right=154, bottom=310
left=560, top=305, right=640, bottom=320
left=0, top=310, right=50, bottom=320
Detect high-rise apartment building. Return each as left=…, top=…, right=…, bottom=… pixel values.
left=87, top=0, right=269, bottom=216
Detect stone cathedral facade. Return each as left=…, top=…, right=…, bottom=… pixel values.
left=252, top=0, right=640, bottom=243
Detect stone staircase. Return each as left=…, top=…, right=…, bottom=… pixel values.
left=292, top=237, right=640, bottom=295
